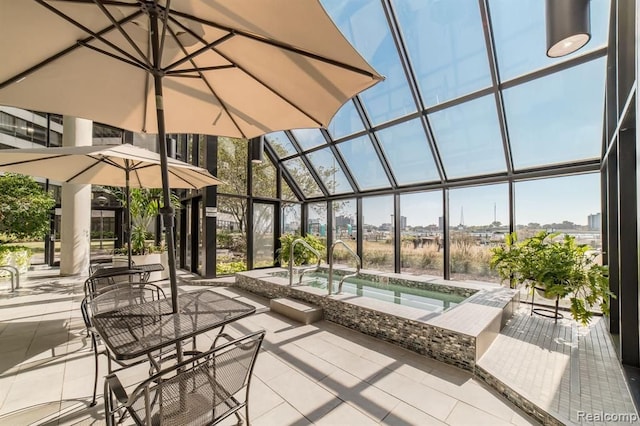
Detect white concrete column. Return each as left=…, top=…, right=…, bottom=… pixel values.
left=60, top=116, right=92, bottom=276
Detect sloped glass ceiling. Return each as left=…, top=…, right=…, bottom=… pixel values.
left=265, top=0, right=610, bottom=200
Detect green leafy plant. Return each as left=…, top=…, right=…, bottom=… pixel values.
left=276, top=233, right=325, bottom=266
left=0, top=245, right=33, bottom=274
left=490, top=231, right=612, bottom=325
left=103, top=187, right=180, bottom=255
left=0, top=173, right=55, bottom=243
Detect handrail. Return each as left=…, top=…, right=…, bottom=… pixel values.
left=288, top=238, right=322, bottom=286
left=328, top=240, right=361, bottom=295
left=0, top=265, right=19, bottom=292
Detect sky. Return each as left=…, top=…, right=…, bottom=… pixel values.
left=355, top=173, right=600, bottom=227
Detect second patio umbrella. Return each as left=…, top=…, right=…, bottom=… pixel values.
left=0, top=143, right=222, bottom=268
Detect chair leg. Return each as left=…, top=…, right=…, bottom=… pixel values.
left=90, top=333, right=99, bottom=407
left=104, top=379, right=113, bottom=426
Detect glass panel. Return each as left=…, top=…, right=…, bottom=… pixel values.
left=515, top=174, right=601, bottom=251
left=281, top=178, right=298, bottom=201
left=331, top=199, right=357, bottom=265
left=429, top=95, right=506, bottom=179
left=504, top=58, right=606, bottom=169
left=306, top=148, right=352, bottom=195
left=183, top=202, right=192, bottom=269
left=307, top=202, right=328, bottom=260
left=291, top=128, right=326, bottom=151
left=217, top=137, right=247, bottom=195
left=376, top=118, right=440, bottom=185
left=321, top=0, right=416, bottom=125
left=449, top=184, right=508, bottom=282
left=282, top=158, right=323, bottom=198
left=252, top=155, right=277, bottom=198
left=328, top=100, right=365, bottom=139
left=253, top=203, right=275, bottom=268
left=337, top=136, right=390, bottom=190
left=198, top=135, right=206, bottom=167
left=362, top=195, right=394, bottom=272
left=400, top=191, right=443, bottom=277
left=393, top=0, right=492, bottom=107
left=282, top=202, right=301, bottom=235
left=197, top=199, right=204, bottom=276
left=489, top=0, right=610, bottom=81
left=265, top=131, right=297, bottom=158
left=216, top=196, right=247, bottom=274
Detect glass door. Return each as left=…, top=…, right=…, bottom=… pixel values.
left=253, top=202, right=276, bottom=268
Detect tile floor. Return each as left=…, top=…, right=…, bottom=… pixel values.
left=479, top=306, right=638, bottom=425
left=0, top=268, right=536, bottom=425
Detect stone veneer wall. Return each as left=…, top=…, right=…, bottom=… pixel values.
left=235, top=273, right=477, bottom=371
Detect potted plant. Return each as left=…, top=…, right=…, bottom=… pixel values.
left=107, top=187, right=180, bottom=279
left=490, top=231, right=612, bottom=325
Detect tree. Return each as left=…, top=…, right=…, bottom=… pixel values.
left=0, top=173, right=55, bottom=242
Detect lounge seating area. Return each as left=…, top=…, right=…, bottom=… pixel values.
left=1, top=268, right=638, bottom=425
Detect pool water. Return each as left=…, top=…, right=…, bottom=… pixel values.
left=300, top=272, right=465, bottom=313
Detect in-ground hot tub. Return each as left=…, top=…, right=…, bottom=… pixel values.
left=271, top=270, right=467, bottom=314
left=235, top=266, right=518, bottom=371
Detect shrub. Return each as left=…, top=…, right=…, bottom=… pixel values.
left=0, top=173, right=55, bottom=243
left=277, top=233, right=325, bottom=265
left=0, top=245, right=32, bottom=275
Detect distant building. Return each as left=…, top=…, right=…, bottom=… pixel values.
left=588, top=213, right=601, bottom=231
left=400, top=215, right=407, bottom=230
left=438, top=216, right=444, bottom=231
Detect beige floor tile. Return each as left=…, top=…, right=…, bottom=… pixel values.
left=318, top=345, right=386, bottom=382
left=0, top=374, right=16, bottom=411
left=370, top=369, right=457, bottom=421
left=0, top=400, right=61, bottom=425
left=319, top=369, right=400, bottom=422
left=266, top=370, right=342, bottom=422
left=248, top=378, right=286, bottom=420
left=0, top=348, right=28, bottom=376
left=276, top=343, right=339, bottom=382
left=380, top=401, right=447, bottom=426
left=253, top=402, right=310, bottom=426
left=253, top=349, right=296, bottom=382
left=314, top=402, right=379, bottom=426
left=445, top=401, right=514, bottom=426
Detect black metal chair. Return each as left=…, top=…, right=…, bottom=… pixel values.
left=104, top=330, right=266, bottom=426
left=82, top=282, right=166, bottom=406
left=81, top=269, right=151, bottom=338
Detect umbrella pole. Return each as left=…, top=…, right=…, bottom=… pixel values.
left=126, top=169, right=132, bottom=269
left=150, top=8, right=179, bottom=315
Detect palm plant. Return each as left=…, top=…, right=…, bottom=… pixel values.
left=103, top=187, right=180, bottom=255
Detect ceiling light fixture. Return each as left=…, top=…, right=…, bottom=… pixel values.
left=545, top=0, right=591, bottom=58
left=250, top=136, right=264, bottom=164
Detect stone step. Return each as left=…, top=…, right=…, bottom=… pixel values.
left=270, top=297, right=323, bottom=325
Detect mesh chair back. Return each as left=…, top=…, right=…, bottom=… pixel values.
left=89, top=283, right=165, bottom=318
left=85, top=269, right=149, bottom=297
left=123, top=330, right=265, bottom=426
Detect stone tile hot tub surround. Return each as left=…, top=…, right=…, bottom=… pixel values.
left=234, top=266, right=518, bottom=372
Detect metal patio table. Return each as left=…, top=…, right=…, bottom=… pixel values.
left=91, top=289, right=256, bottom=361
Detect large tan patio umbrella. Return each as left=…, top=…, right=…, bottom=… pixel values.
left=0, top=143, right=223, bottom=268
left=0, top=0, right=383, bottom=312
